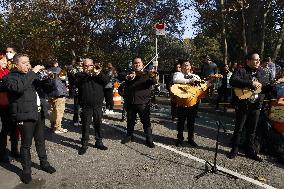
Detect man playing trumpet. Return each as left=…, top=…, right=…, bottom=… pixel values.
left=2, top=53, right=56, bottom=184
left=74, top=58, right=109, bottom=155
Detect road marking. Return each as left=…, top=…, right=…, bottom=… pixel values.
left=107, top=123, right=276, bottom=189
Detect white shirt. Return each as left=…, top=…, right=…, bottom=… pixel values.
left=172, top=72, right=201, bottom=84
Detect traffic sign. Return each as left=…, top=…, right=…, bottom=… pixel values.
left=155, top=22, right=166, bottom=36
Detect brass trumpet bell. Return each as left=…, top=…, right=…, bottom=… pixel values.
left=38, top=69, right=55, bottom=80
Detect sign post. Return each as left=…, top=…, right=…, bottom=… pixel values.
left=154, top=22, right=165, bottom=69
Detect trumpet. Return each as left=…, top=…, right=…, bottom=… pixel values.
left=37, top=69, right=55, bottom=81
left=87, top=63, right=102, bottom=76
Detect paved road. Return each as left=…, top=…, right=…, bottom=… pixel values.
left=0, top=98, right=283, bottom=189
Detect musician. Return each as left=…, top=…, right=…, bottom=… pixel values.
left=121, top=57, right=157, bottom=148
left=173, top=59, right=202, bottom=147
left=69, top=57, right=83, bottom=125
left=227, top=52, right=271, bottom=162
left=3, top=53, right=56, bottom=184
left=74, top=58, right=109, bottom=155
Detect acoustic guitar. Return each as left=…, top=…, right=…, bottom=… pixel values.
left=234, top=83, right=262, bottom=100
left=170, top=81, right=208, bottom=107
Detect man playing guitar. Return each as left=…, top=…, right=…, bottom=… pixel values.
left=228, top=52, right=271, bottom=162
left=172, top=59, right=203, bottom=147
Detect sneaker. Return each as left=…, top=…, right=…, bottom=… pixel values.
left=121, top=136, right=134, bottom=144
left=188, top=139, right=198, bottom=147
left=54, top=128, right=68, bottom=134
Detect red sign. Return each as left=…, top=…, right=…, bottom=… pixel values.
left=155, top=23, right=165, bottom=30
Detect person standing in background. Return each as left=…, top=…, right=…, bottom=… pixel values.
left=103, top=63, right=117, bottom=115
left=47, top=59, right=68, bottom=134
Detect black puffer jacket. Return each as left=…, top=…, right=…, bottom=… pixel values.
left=3, top=71, right=39, bottom=121
left=230, top=65, right=272, bottom=109
left=124, top=74, right=157, bottom=105
left=74, top=72, right=109, bottom=107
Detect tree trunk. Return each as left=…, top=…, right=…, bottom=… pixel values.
left=260, top=2, right=271, bottom=58
left=272, top=20, right=284, bottom=61
left=221, top=0, right=228, bottom=65
left=240, top=1, right=247, bottom=56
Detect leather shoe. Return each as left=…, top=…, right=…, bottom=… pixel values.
left=146, top=141, right=155, bottom=148
left=11, top=151, right=21, bottom=159
left=21, top=173, right=32, bottom=184
left=41, top=165, right=56, bottom=174
left=246, top=152, right=263, bottom=162
left=227, top=151, right=238, bottom=159
left=188, top=139, right=198, bottom=147
left=78, top=146, right=88, bottom=155
left=175, top=140, right=183, bottom=147
left=121, top=136, right=134, bottom=144
left=95, top=143, right=108, bottom=150
left=0, top=155, right=10, bottom=163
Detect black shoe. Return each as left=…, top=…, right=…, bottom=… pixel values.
left=121, top=136, right=134, bottom=144
left=227, top=150, right=238, bottom=159
left=0, top=155, right=10, bottom=163
left=188, top=139, right=198, bottom=147
left=78, top=146, right=88, bottom=155
left=95, top=143, right=108, bottom=150
left=21, top=173, right=32, bottom=184
left=175, top=140, right=183, bottom=147
left=11, top=151, right=21, bottom=159
left=246, top=152, right=263, bottom=162
left=146, top=141, right=155, bottom=148
left=41, top=165, right=56, bottom=174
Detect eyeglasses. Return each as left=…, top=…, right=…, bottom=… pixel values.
left=84, top=64, right=93, bottom=67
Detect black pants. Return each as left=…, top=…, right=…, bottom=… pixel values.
left=170, top=99, right=177, bottom=119
left=73, top=95, right=80, bottom=123
left=176, top=104, right=198, bottom=141
left=231, top=104, right=260, bottom=152
left=126, top=103, right=152, bottom=137
left=18, top=113, right=48, bottom=174
left=81, top=106, right=103, bottom=143
left=0, top=107, right=18, bottom=156
left=216, top=87, right=232, bottom=109
left=104, top=88, right=114, bottom=110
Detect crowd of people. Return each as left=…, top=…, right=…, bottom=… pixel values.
left=0, top=46, right=284, bottom=184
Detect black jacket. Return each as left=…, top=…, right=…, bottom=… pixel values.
left=124, top=73, right=157, bottom=105
left=74, top=72, right=109, bottom=107
left=3, top=71, right=40, bottom=121
left=230, top=65, right=272, bottom=109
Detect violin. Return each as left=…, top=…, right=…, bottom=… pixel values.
left=134, top=70, right=157, bottom=78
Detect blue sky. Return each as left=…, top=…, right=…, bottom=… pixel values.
left=180, top=1, right=198, bottom=38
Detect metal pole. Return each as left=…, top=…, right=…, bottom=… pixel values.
left=155, top=37, right=158, bottom=62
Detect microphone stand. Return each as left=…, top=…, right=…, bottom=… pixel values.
left=195, top=109, right=237, bottom=179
